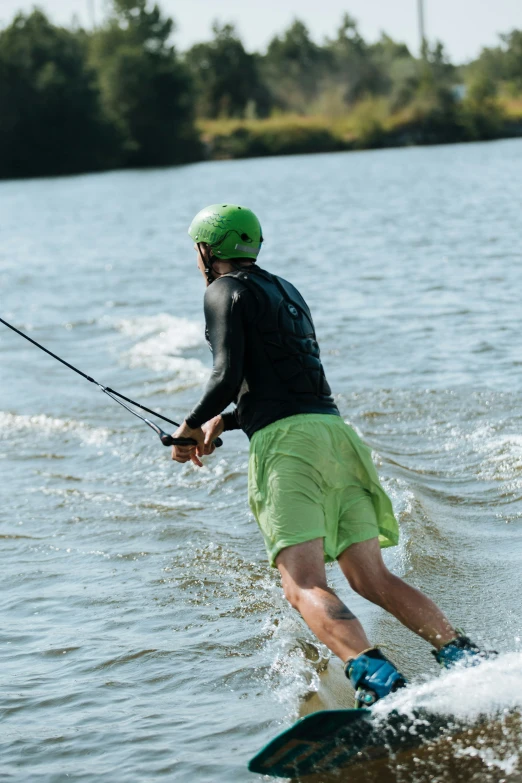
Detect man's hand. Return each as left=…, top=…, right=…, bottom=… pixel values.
left=171, top=422, right=205, bottom=468
left=201, top=415, right=225, bottom=455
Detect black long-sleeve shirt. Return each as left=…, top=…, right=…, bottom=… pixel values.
left=185, top=267, right=339, bottom=439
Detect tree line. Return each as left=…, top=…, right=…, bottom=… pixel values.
left=1, top=0, right=521, bottom=179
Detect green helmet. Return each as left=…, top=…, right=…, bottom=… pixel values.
left=188, top=204, right=263, bottom=261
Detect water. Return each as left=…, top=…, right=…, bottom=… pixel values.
left=1, top=139, right=522, bottom=782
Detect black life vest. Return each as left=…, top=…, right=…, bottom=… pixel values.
left=222, top=266, right=332, bottom=398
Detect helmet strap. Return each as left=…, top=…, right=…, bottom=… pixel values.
left=198, top=244, right=254, bottom=285
left=198, top=243, right=217, bottom=285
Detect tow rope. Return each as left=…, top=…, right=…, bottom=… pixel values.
left=0, top=316, right=222, bottom=449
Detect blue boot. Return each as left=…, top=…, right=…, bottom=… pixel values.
left=345, top=647, right=407, bottom=708
left=432, top=633, right=497, bottom=669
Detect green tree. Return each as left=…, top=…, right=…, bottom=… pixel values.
left=501, top=30, right=522, bottom=91
left=0, top=10, right=116, bottom=178
left=465, top=31, right=522, bottom=97
left=467, top=44, right=507, bottom=86
left=325, top=14, right=385, bottom=104
left=369, top=33, right=416, bottom=110
left=425, top=41, right=456, bottom=86
left=90, top=0, right=200, bottom=166
left=461, top=72, right=504, bottom=140
left=261, top=20, right=327, bottom=112
left=410, top=41, right=463, bottom=144
left=185, top=23, right=270, bottom=119
left=370, top=33, right=411, bottom=63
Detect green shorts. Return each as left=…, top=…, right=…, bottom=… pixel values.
left=248, top=414, right=399, bottom=567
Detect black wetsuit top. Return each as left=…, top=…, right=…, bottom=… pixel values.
left=185, top=265, right=340, bottom=439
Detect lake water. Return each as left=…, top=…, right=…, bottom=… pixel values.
left=1, top=139, right=522, bottom=782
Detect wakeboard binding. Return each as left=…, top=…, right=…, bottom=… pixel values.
left=345, top=647, right=407, bottom=708
left=432, top=632, right=497, bottom=668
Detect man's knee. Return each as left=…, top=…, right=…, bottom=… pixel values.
left=282, top=581, right=300, bottom=610
left=281, top=578, right=329, bottom=611
left=347, top=566, right=393, bottom=601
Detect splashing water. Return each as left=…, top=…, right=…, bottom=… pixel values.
left=363, top=654, right=522, bottom=782
left=374, top=652, right=522, bottom=722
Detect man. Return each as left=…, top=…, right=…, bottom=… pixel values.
left=171, top=203, right=489, bottom=708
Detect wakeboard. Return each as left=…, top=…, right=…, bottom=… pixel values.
left=248, top=707, right=455, bottom=778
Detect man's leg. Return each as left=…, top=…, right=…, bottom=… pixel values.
left=276, top=538, right=371, bottom=662
left=338, top=538, right=456, bottom=650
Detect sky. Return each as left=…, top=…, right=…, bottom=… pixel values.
left=1, top=0, right=521, bottom=63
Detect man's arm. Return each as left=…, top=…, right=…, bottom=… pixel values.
left=185, top=278, right=246, bottom=429
left=171, top=279, right=246, bottom=466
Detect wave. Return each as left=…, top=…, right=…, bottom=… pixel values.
left=0, top=412, right=109, bottom=445
left=126, top=350, right=207, bottom=377
left=115, top=313, right=203, bottom=350
left=114, top=313, right=209, bottom=377
left=472, top=430, right=522, bottom=484
left=358, top=391, right=522, bottom=502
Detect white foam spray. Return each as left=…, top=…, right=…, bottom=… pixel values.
left=114, top=314, right=208, bottom=377
left=0, top=411, right=109, bottom=446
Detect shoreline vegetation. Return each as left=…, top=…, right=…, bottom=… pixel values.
left=1, top=1, right=522, bottom=179
left=198, top=98, right=522, bottom=160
